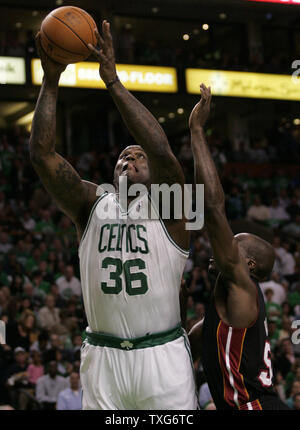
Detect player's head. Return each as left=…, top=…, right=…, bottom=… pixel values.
left=113, top=145, right=151, bottom=190
left=209, top=233, right=275, bottom=281
left=234, top=233, right=275, bottom=281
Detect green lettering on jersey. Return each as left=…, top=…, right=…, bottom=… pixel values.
left=127, top=224, right=137, bottom=253
left=136, top=225, right=149, bottom=254
left=124, top=258, right=148, bottom=295
left=98, top=224, right=110, bottom=253
left=98, top=223, right=149, bottom=254
left=108, top=224, right=118, bottom=252
left=100, top=257, right=148, bottom=296
left=101, top=257, right=122, bottom=294
left=116, top=224, right=126, bottom=252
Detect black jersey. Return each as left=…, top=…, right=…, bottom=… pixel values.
left=202, top=276, right=278, bottom=410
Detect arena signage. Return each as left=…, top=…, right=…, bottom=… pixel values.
left=31, top=59, right=178, bottom=93
left=246, top=0, right=300, bottom=4
left=0, top=57, right=26, bottom=85
left=185, top=68, right=300, bottom=101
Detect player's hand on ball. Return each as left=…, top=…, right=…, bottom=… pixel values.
left=189, top=83, right=212, bottom=130
left=35, top=32, right=66, bottom=84
left=88, top=20, right=118, bottom=86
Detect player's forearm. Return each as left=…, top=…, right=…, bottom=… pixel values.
left=108, top=81, right=171, bottom=157
left=191, top=127, right=225, bottom=212
left=29, top=77, right=59, bottom=161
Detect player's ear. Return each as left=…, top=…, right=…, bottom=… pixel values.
left=247, top=258, right=256, bottom=273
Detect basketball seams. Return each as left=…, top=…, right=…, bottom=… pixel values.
left=74, top=9, right=96, bottom=47
left=42, top=27, right=84, bottom=57
left=51, top=13, right=90, bottom=52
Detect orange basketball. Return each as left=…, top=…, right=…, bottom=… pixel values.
left=40, top=6, right=97, bottom=65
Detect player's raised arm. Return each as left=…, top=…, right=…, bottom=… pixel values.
left=88, top=20, right=184, bottom=187
left=189, top=84, right=258, bottom=326
left=29, top=34, right=98, bottom=236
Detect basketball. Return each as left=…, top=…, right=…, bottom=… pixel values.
left=40, top=6, right=97, bottom=65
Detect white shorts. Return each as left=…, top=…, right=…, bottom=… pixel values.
left=80, top=331, right=197, bottom=410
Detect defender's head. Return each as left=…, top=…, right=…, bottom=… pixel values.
left=209, top=232, right=275, bottom=281
left=113, top=145, right=151, bottom=190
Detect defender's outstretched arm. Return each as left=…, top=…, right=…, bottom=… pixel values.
left=30, top=35, right=97, bottom=235
left=189, top=84, right=257, bottom=325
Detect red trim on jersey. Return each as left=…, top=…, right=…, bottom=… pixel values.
left=217, top=322, right=234, bottom=405
left=257, top=400, right=263, bottom=410
left=217, top=321, right=250, bottom=408
left=239, top=399, right=263, bottom=410
left=229, top=328, right=250, bottom=404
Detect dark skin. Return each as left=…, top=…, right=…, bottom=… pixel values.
left=30, top=21, right=188, bottom=250
left=187, top=84, right=260, bottom=357
left=29, top=34, right=97, bottom=241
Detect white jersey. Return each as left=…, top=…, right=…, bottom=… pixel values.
left=79, top=192, right=189, bottom=338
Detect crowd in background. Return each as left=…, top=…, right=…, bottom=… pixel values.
left=0, top=114, right=299, bottom=410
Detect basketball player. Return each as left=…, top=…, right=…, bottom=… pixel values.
left=29, top=21, right=197, bottom=410
left=187, top=83, right=290, bottom=410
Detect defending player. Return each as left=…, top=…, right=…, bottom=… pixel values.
left=187, top=84, right=290, bottom=410
left=29, top=21, right=197, bottom=410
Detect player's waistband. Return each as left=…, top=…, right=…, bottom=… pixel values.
left=83, top=323, right=183, bottom=350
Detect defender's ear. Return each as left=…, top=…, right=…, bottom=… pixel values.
left=247, top=258, right=256, bottom=272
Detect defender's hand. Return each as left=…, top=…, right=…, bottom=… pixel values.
left=35, top=32, right=66, bottom=84
left=189, top=83, right=212, bottom=130
left=88, top=20, right=118, bottom=86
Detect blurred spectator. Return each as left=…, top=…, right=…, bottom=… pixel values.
left=21, top=211, right=36, bottom=232
left=6, top=310, right=37, bottom=351
left=37, top=294, right=62, bottom=332
left=265, top=289, right=282, bottom=320
left=199, top=382, right=216, bottom=410
left=70, top=333, right=82, bottom=362
left=246, top=195, right=270, bottom=224
left=30, top=330, right=51, bottom=354
left=275, top=338, right=296, bottom=379
left=260, top=272, right=287, bottom=305
left=0, top=232, right=13, bottom=254
left=282, top=215, right=300, bottom=240
left=286, top=196, right=300, bottom=220
left=43, top=334, right=65, bottom=364
left=286, top=381, right=300, bottom=409
left=4, top=347, right=29, bottom=410
left=34, top=210, right=56, bottom=238
left=288, top=281, right=300, bottom=310
left=56, top=266, right=81, bottom=299
left=56, top=372, right=82, bottom=410
left=273, top=237, right=296, bottom=277
left=293, top=393, right=300, bottom=410
left=27, top=350, right=44, bottom=386
left=35, top=361, right=68, bottom=410
left=268, top=198, right=290, bottom=228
